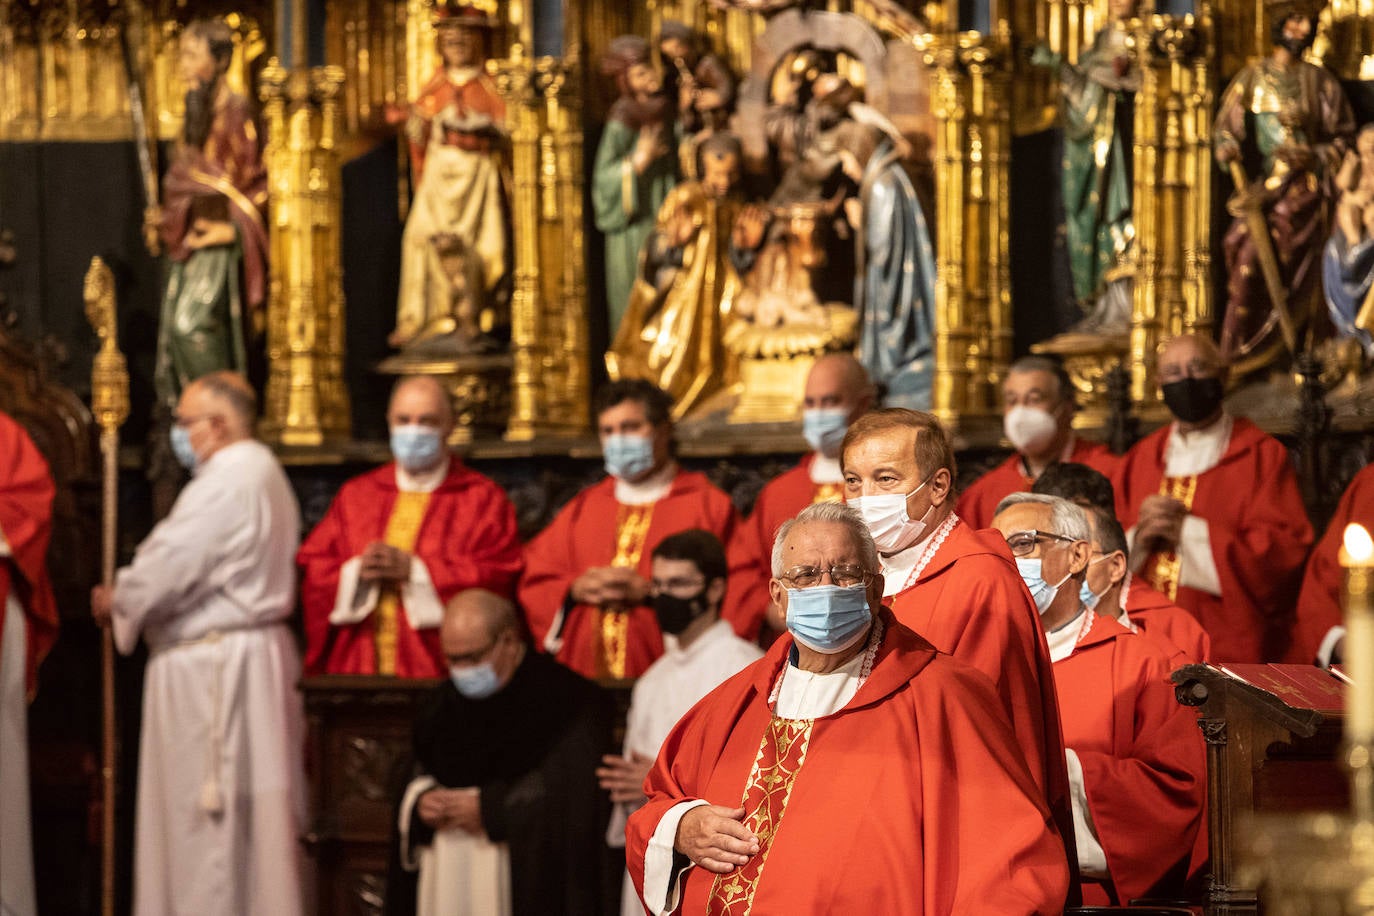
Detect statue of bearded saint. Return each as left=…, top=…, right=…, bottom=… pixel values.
left=1213, top=7, right=1355, bottom=378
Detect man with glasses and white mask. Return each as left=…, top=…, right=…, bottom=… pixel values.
left=992, top=492, right=1206, bottom=907
left=1113, top=333, right=1313, bottom=662
left=598, top=530, right=761, bottom=916
left=956, top=356, right=1118, bottom=528
left=625, top=502, right=1070, bottom=915
left=298, top=375, right=523, bottom=677
left=840, top=407, right=1076, bottom=884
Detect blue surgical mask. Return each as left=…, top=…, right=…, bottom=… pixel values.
left=785, top=584, right=872, bottom=654
left=170, top=425, right=199, bottom=471
left=450, top=663, right=502, bottom=699
left=1078, top=556, right=1110, bottom=610
left=603, top=433, right=656, bottom=480
left=802, top=408, right=849, bottom=457
left=1016, top=557, right=1073, bottom=616
left=391, top=424, right=445, bottom=473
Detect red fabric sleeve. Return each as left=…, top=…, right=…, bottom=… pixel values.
left=1290, top=464, right=1374, bottom=662
left=518, top=489, right=596, bottom=648
left=0, top=413, right=58, bottom=696
left=416, top=478, right=523, bottom=601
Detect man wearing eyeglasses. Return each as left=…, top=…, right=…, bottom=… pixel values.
left=599, top=530, right=761, bottom=916
left=992, top=492, right=1205, bottom=907
left=1113, top=333, right=1313, bottom=662
left=626, top=502, right=1070, bottom=914
left=840, top=407, right=1077, bottom=889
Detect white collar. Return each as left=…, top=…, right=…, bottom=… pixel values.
left=1047, top=608, right=1091, bottom=663
left=1163, top=412, right=1233, bottom=477
left=396, top=455, right=450, bottom=493
left=662, top=618, right=733, bottom=659
left=809, top=453, right=844, bottom=484
left=614, top=461, right=678, bottom=505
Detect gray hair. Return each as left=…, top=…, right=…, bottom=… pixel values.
left=993, top=492, right=1092, bottom=543
left=771, top=502, right=880, bottom=576
left=192, top=370, right=257, bottom=436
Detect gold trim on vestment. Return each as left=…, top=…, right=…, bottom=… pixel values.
left=375, top=490, right=433, bottom=675
left=1143, top=475, right=1198, bottom=601
left=594, top=502, right=655, bottom=679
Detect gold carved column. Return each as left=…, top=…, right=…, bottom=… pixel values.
left=928, top=29, right=1013, bottom=427
left=1128, top=5, right=1212, bottom=410
left=258, top=61, right=352, bottom=445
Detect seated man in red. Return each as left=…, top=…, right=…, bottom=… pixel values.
left=519, top=380, right=759, bottom=680
left=1291, top=461, right=1374, bottom=666
left=1114, top=333, right=1313, bottom=661
left=626, top=502, right=1070, bottom=914
left=1033, top=461, right=1211, bottom=664
left=298, top=376, right=523, bottom=677
left=992, top=492, right=1206, bottom=906
left=956, top=356, right=1118, bottom=529
left=841, top=408, right=1075, bottom=870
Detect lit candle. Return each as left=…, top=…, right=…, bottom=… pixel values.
left=1341, top=523, right=1374, bottom=745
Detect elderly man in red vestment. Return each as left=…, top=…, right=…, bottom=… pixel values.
left=1033, top=461, right=1212, bottom=664
left=840, top=407, right=1077, bottom=876
left=738, top=353, right=874, bottom=635
left=1114, top=334, right=1313, bottom=662
left=520, top=380, right=761, bottom=680
left=957, top=356, right=1118, bottom=528
left=1291, top=462, right=1374, bottom=665
left=298, top=376, right=522, bottom=677
left=0, top=412, right=58, bottom=916
left=993, top=492, right=1206, bottom=905
left=626, top=502, right=1070, bottom=914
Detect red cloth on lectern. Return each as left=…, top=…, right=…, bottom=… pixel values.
left=625, top=611, right=1070, bottom=915
left=519, top=470, right=761, bottom=679
left=887, top=520, right=1075, bottom=868
left=0, top=412, right=58, bottom=698
left=1055, top=612, right=1206, bottom=905
left=1290, top=462, right=1374, bottom=663
left=1125, top=578, right=1212, bottom=664
left=297, top=461, right=523, bottom=677
left=956, top=438, right=1120, bottom=529
left=1113, top=417, right=1313, bottom=662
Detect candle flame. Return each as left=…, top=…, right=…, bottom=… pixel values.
left=1345, top=524, right=1374, bottom=564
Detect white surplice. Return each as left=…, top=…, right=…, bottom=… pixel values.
left=398, top=776, right=513, bottom=916
left=0, top=522, right=37, bottom=916
left=612, top=619, right=762, bottom=916
left=111, top=439, right=308, bottom=916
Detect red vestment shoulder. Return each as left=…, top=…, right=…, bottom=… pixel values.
left=0, top=412, right=58, bottom=697
left=1055, top=613, right=1206, bottom=904
left=1125, top=578, right=1212, bottom=664
left=732, top=454, right=820, bottom=633
left=1113, top=417, right=1314, bottom=662
left=518, top=470, right=760, bottom=678
left=956, top=439, right=1119, bottom=529
left=888, top=521, right=1075, bottom=874
left=1290, top=462, right=1374, bottom=663
left=626, top=611, right=1070, bottom=914
left=297, top=460, right=523, bottom=677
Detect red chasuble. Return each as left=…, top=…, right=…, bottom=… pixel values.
left=956, top=438, right=1120, bottom=530
left=626, top=610, right=1070, bottom=914
left=1113, top=417, right=1313, bottom=662
left=519, top=470, right=762, bottom=680
left=1290, top=462, right=1374, bottom=663
left=1054, top=613, right=1206, bottom=904
left=887, top=520, right=1076, bottom=870
left=0, top=413, right=58, bottom=697
left=297, top=461, right=523, bottom=677
left=1125, top=578, right=1212, bottom=664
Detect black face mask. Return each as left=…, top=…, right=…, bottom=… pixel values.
left=1161, top=376, right=1225, bottom=424
left=651, top=591, right=706, bottom=636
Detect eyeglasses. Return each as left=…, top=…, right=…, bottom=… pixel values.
left=778, top=564, right=872, bottom=588
left=1005, top=530, right=1078, bottom=558
left=446, top=637, right=500, bottom=667
left=650, top=576, right=706, bottom=594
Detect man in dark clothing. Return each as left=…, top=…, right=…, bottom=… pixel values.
left=390, top=588, right=613, bottom=915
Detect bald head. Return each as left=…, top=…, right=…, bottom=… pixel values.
left=1157, top=334, right=1225, bottom=380
left=440, top=589, right=526, bottom=696
left=803, top=353, right=875, bottom=456
left=442, top=588, right=519, bottom=643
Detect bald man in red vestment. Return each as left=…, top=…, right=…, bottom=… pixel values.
left=1291, top=461, right=1374, bottom=665
left=993, top=493, right=1205, bottom=905
left=956, top=356, right=1118, bottom=529
left=1114, top=334, right=1313, bottom=662
left=626, top=503, right=1069, bottom=915
left=520, top=380, right=762, bottom=680
left=298, top=377, right=522, bottom=677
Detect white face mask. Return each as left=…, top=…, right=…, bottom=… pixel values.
left=1004, top=405, right=1059, bottom=454
left=849, top=478, right=933, bottom=555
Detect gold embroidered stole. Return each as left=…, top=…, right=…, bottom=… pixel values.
left=1142, top=475, right=1198, bottom=601
left=707, top=716, right=815, bottom=915
left=374, top=490, right=433, bottom=675
left=811, top=483, right=843, bottom=505
left=596, top=502, right=655, bottom=679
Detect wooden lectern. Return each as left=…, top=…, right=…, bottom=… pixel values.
left=1172, top=663, right=1346, bottom=916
